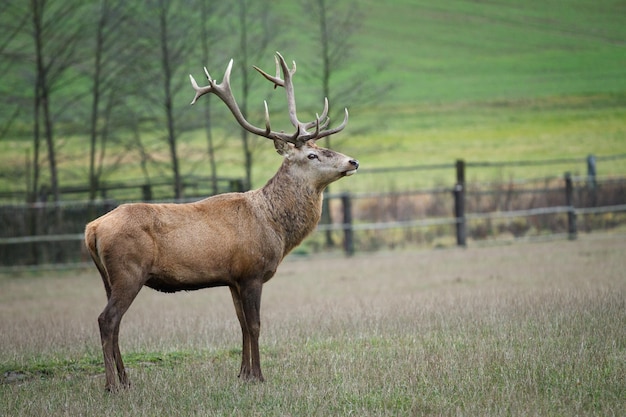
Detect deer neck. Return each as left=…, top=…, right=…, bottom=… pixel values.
left=257, top=163, right=324, bottom=255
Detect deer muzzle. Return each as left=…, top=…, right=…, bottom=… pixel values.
left=344, top=159, right=359, bottom=176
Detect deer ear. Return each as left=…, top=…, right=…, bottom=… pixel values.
left=274, top=139, right=293, bottom=156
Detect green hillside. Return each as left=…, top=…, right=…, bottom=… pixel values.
left=251, top=0, right=626, bottom=190
left=353, top=0, right=626, bottom=103
left=1, top=0, right=625, bottom=195
left=327, top=0, right=626, bottom=190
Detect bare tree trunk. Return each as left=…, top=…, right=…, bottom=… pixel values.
left=86, top=0, right=141, bottom=203
left=88, top=1, right=105, bottom=202
left=201, top=85, right=218, bottom=195
left=233, top=0, right=275, bottom=191
left=304, top=0, right=383, bottom=248
left=32, top=74, right=41, bottom=203
left=41, top=92, right=59, bottom=202
left=31, top=0, right=59, bottom=202
left=200, top=0, right=219, bottom=195
left=28, top=0, right=89, bottom=203
left=158, top=1, right=182, bottom=199
left=317, top=0, right=335, bottom=247
left=31, top=67, right=44, bottom=263
left=237, top=0, right=253, bottom=190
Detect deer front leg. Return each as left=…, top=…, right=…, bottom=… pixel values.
left=230, top=286, right=252, bottom=379
left=240, top=282, right=264, bottom=382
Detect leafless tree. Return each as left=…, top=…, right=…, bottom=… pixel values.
left=27, top=0, right=87, bottom=202
left=0, top=2, right=27, bottom=142
left=303, top=0, right=369, bottom=136
left=197, top=1, right=230, bottom=195
left=136, top=0, right=199, bottom=199
left=230, top=0, right=277, bottom=189
left=157, top=0, right=182, bottom=199
left=86, top=0, right=142, bottom=202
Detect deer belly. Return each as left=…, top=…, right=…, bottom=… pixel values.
left=145, top=271, right=231, bottom=293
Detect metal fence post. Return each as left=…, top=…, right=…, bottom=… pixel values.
left=454, top=159, right=466, bottom=247
left=565, top=172, right=577, bottom=240
left=341, top=192, right=354, bottom=256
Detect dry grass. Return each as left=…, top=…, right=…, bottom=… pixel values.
left=1, top=233, right=625, bottom=416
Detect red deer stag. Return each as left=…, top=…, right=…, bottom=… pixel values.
left=84, top=52, right=358, bottom=391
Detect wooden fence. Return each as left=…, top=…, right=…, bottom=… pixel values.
left=1, top=155, right=626, bottom=271
left=324, top=170, right=625, bottom=256
left=0, top=175, right=246, bottom=203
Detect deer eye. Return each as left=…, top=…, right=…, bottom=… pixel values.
left=307, top=153, right=319, bottom=160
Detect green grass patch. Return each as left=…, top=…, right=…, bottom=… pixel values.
left=2, top=94, right=625, bottom=196
left=0, top=350, right=213, bottom=385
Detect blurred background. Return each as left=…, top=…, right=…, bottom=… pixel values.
left=1, top=0, right=625, bottom=267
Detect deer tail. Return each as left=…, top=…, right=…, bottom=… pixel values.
left=85, top=223, right=112, bottom=297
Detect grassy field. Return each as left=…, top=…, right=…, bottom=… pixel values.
left=1, top=0, right=625, bottom=196
left=1, top=233, right=624, bottom=416
left=357, top=0, right=626, bottom=104
left=2, top=93, right=624, bottom=196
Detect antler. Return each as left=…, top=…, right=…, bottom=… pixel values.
left=189, top=52, right=348, bottom=147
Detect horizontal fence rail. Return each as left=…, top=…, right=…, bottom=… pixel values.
left=0, top=175, right=246, bottom=203
left=2, top=154, right=626, bottom=270
left=316, top=204, right=626, bottom=232
left=3, top=202, right=624, bottom=272
left=0, top=233, right=85, bottom=244
left=3, top=204, right=624, bottom=244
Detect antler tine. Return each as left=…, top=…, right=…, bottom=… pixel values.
left=263, top=101, right=271, bottom=136
left=254, top=52, right=303, bottom=136
left=276, top=51, right=296, bottom=76
left=274, top=53, right=300, bottom=131
left=222, top=59, right=234, bottom=90
left=306, top=115, right=321, bottom=141
left=303, top=97, right=330, bottom=131
left=311, top=108, right=349, bottom=141
left=252, top=55, right=285, bottom=88
left=318, top=116, right=331, bottom=130
left=189, top=60, right=230, bottom=105
left=189, top=73, right=213, bottom=105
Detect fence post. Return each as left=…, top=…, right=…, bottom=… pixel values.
left=230, top=179, right=245, bottom=192
left=341, top=192, right=354, bottom=256
left=565, top=172, right=577, bottom=240
left=141, top=184, right=153, bottom=202
left=454, top=159, right=466, bottom=247
left=587, top=154, right=597, bottom=206
left=586, top=154, right=596, bottom=187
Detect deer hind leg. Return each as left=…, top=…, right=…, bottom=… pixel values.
left=230, top=283, right=264, bottom=381
left=98, top=277, right=143, bottom=392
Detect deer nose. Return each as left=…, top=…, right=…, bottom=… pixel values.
left=349, top=159, right=359, bottom=169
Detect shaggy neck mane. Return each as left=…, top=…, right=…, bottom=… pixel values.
left=258, top=161, right=323, bottom=255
